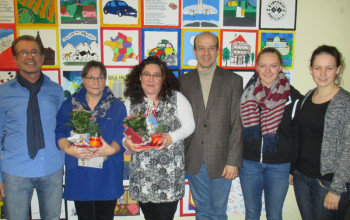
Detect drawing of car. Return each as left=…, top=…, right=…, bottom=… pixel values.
left=103, top=0, right=137, bottom=17
left=148, top=40, right=175, bottom=59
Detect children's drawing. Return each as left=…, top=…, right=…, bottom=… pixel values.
left=101, top=0, right=139, bottom=25
left=142, top=29, right=180, bottom=67
left=0, top=29, right=17, bottom=68
left=19, top=29, right=57, bottom=67
left=60, top=0, right=97, bottom=24
left=221, top=30, right=257, bottom=69
left=183, top=0, right=219, bottom=27
left=17, top=0, right=56, bottom=24
left=259, top=31, right=295, bottom=68
left=61, top=29, right=100, bottom=66
left=223, top=0, right=258, bottom=28
left=62, top=70, right=82, bottom=98
left=102, top=28, right=140, bottom=67
left=0, top=71, right=16, bottom=84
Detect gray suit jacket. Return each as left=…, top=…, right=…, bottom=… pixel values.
left=179, top=66, right=243, bottom=179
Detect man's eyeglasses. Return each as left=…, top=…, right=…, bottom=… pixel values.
left=141, top=72, right=163, bottom=79
left=84, top=76, right=106, bottom=82
left=16, top=50, right=41, bottom=57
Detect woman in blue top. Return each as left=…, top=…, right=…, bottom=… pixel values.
left=56, top=61, right=127, bottom=220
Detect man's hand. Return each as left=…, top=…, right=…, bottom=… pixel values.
left=324, top=191, right=341, bottom=210
left=289, top=174, right=294, bottom=185
left=222, top=165, right=239, bottom=180
left=0, top=182, right=5, bottom=199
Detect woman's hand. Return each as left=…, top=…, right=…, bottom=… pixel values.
left=289, top=174, right=294, bottom=185
left=123, top=136, right=146, bottom=152
left=58, top=138, right=94, bottom=160
left=156, top=134, right=173, bottom=150
left=324, top=191, right=341, bottom=210
left=88, top=137, right=119, bottom=157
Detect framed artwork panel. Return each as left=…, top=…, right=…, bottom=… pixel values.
left=18, top=27, right=60, bottom=68
left=0, top=27, right=17, bottom=69
left=220, top=29, right=258, bottom=69
left=182, top=0, right=220, bottom=28
left=142, top=28, right=180, bottom=68
left=181, top=29, right=219, bottom=69
left=15, top=0, right=57, bottom=25
left=101, top=27, right=141, bottom=67
left=222, top=0, right=259, bottom=29
left=259, top=30, right=295, bottom=69
left=142, top=0, right=180, bottom=28
left=259, top=0, right=297, bottom=30
left=100, top=0, right=140, bottom=27
left=60, top=28, right=100, bottom=67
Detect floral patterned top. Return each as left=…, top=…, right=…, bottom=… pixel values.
left=125, top=91, right=195, bottom=203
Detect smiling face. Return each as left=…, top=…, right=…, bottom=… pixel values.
left=310, top=53, right=341, bottom=89
left=256, top=52, right=282, bottom=88
left=82, top=66, right=106, bottom=98
left=13, top=40, right=44, bottom=78
left=193, top=33, right=219, bottom=71
left=140, top=64, right=164, bottom=100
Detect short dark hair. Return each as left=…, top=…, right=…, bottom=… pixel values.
left=81, top=60, right=107, bottom=78
left=310, top=45, right=343, bottom=85
left=124, top=56, right=180, bottom=105
left=193, top=31, right=219, bottom=51
left=257, top=47, right=284, bottom=66
left=12, top=35, right=44, bottom=56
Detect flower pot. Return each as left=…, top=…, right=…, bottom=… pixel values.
left=89, top=136, right=102, bottom=147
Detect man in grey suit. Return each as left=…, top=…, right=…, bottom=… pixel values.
left=179, top=31, right=243, bottom=220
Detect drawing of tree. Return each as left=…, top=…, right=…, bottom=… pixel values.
left=245, top=53, right=250, bottom=66
left=251, top=52, right=255, bottom=65
left=222, top=47, right=230, bottom=66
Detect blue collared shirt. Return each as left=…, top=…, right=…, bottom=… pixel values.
left=0, top=75, right=65, bottom=182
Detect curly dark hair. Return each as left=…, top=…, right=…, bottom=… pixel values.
left=124, top=56, right=180, bottom=104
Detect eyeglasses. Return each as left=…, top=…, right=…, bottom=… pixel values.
left=141, top=72, right=163, bottom=79
left=16, top=50, right=41, bottom=57
left=84, top=76, right=106, bottom=82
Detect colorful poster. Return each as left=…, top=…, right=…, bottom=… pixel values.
left=61, top=70, right=82, bottom=98
left=259, top=30, right=295, bottom=68
left=181, top=29, right=219, bottom=69
left=101, top=0, right=139, bottom=26
left=142, top=28, right=180, bottom=68
left=102, top=28, right=140, bottom=67
left=143, top=0, right=180, bottom=27
left=18, top=28, right=59, bottom=68
left=106, top=67, right=131, bottom=101
left=61, top=29, right=100, bottom=66
left=222, top=0, right=258, bottom=29
left=0, top=71, right=16, bottom=84
left=115, top=186, right=140, bottom=216
left=0, top=29, right=17, bottom=68
left=182, top=0, right=219, bottom=27
left=221, top=30, right=258, bottom=69
left=16, top=0, right=56, bottom=24
left=60, top=0, right=98, bottom=24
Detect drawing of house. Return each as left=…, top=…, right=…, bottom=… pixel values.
left=36, top=31, right=55, bottom=65
left=82, top=5, right=96, bottom=18
left=265, top=36, right=290, bottom=55
left=229, top=34, right=251, bottom=65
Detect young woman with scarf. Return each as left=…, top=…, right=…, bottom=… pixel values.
left=292, top=45, right=350, bottom=220
left=239, top=47, right=303, bottom=220
left=56, top=61, right=127, bottom=220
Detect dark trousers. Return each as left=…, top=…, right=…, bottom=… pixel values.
left=293, top=171, right=349, bottom=220
left=74, top=199, right=117, bottom=220
left=139, top=200, right=179, bottom=220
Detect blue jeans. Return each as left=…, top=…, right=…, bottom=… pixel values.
left=293, top=170, right=349, bottom=220
left=2, top=169, right=63, bottom=220
left=187, top=160, right=232, bottom=220
left=239, top=160, right=290, bottom=220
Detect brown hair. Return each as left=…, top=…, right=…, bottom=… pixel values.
left=12, top=35, right=44, bottom=56
left=124, top=56, right=180, bottom=104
